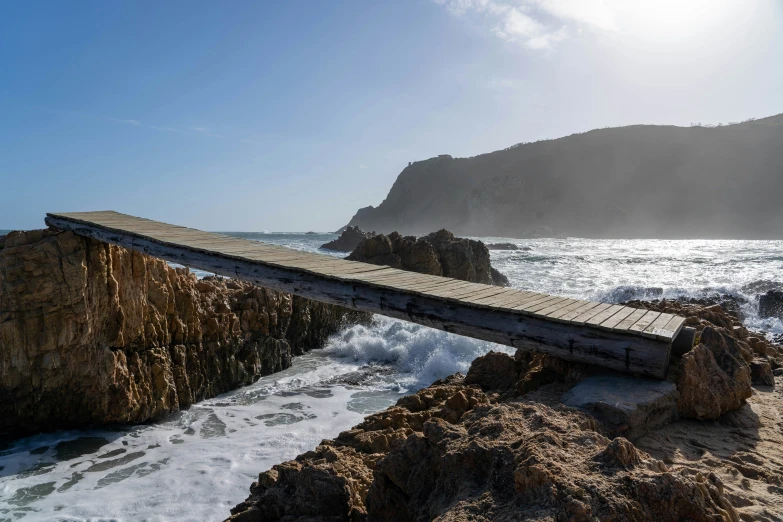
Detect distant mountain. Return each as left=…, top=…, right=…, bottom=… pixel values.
left=347, top=114, right=783, bottom=239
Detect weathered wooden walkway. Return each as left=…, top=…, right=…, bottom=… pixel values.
left=46, top=211, right=687, bottom=378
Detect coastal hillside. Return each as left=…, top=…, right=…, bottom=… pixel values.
left=347, top=114, right=783, bottom=239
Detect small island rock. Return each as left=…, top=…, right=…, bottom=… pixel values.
left=348, top=229, right=508, bottom=286
left=321, top=226, right=374, bottom=252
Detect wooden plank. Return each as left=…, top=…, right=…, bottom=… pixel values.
left=612, top=308, right=649, bottom=333
left=627, top=310, right=661, bottom=334
left=544, top=299, right=591, bottom=320
left=460, top=286, right=517, bottom=303
left=649, top=315, right=686, bottom=341
left=470, top=289, right=536, bottom=307
left=495, top=291, right=548, bottom=310
left=536, top=298, right=582, bottom=317
left=584, top=304, right=627, bottom=327
left=419, top=280, right=478, bottom=297
left=520, top=296, right=569, bottom=314
left=512, top=294, right=561, bottom=312
left=457, top=286, right=510, bottom=303
left=45, top=211, right=680, bottom=378
left=598, top=307, right=637, bottom=330
left=429, top=283, right=493, bottom=300
left=641, top=313, right=675, bottom=340
left=551, top=301, right=601, bottom=322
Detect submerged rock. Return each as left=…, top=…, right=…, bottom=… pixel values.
left=759, top=290, right=783, bottom=319
left=485, top=242, right=526, bottom=251
left=0, top=229, right=366, bottom=439
left=348, top=229, right=508, bottom=286
left=321, top=226, right=374, bottom=252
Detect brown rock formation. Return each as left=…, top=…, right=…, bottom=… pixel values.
left=676, top=326, right=753, bottom=420
left=229, top=297, right=783, bottom=521
left=625, top=298, right=781, bottom=417
left=347, top=229, right=508, bottom=286
left=0, top=229, right=365, bottom=439
left=228, top=370, right=740, bottom=522
left=321, top=226, right=374, bottom=252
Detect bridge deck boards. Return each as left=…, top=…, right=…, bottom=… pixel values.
left=45, top=211, right=686, bottom=378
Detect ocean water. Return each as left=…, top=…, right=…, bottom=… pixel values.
left=1, top=233, right=782, bottom=521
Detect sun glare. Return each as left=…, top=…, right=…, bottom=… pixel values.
left=616, top=0, right=738, bottom=42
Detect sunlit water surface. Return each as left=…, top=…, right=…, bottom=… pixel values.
left=1, top=232, right=781, bottom=521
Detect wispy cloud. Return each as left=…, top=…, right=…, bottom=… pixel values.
left=190, top=125, right=226, bottom=139
left=434, top=0, right=617, bottom=49
left=53, top=108, right=242, bottom=141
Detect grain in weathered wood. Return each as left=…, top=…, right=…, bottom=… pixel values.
left=610, top=308, right=649, bottom=332
left=641, top=313, right=675, bottom=340
left=489, top=291, right=544, bottom=308
left=598, top=307, right=638, bottom=330
left=524, top=296, right=571, bottom=314
left=544, top=299, right=590, bottom=319
left=653, top=315, right=686, bottom=341
left=358, top=272, right=444, bottom=290
left=627, top=310, right=661, bottom=333
left=512, top=294, right=561, bottom=312
left=470, top=289, right=536, bottom=307
left=495, top=291, right=548, bottom=309
left=550, top=301, right=601, bottom=322
left=584, top=304, right=626, bottom=326
left=314, top=264, right=390, bottom=276
left=458, top=286, right=511, bottom=304
left=536, top=298, right=582, bottom=317
left=371, top=277, right=454, bottom=294
left=427, top=282, right=491, bottom=300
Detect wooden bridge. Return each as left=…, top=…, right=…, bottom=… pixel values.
left=45, top=211, right=689, bottom=379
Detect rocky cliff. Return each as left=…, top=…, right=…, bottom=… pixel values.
left=347, top=229, right=508, bottom=286
left=0, top=229, right=365, bottom=439
left=347, top=114, right=783, bottom=239
left=229, top=301, right=783, bottom=521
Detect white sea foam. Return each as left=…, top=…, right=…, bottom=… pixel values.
left=2, top=235, right=782, bottom=520
left=323, top=316, right=513, bottom=390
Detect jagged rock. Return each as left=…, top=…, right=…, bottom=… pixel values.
left=561, top=374, right=678, bottom=440
left=759, top=290, right=783, bottom=319
left=321, top=226, right=374, bottom=252
left=0, top=229, right=365, bottom=438
left=750, top=358, right=775, bottom=386
left=347, top=229, right=508, bottom=286
left=464, top=350, right=520, bottom=392
left=229, top=372, right=738, bottom=522
left=676, top=326, right=752, bottom=420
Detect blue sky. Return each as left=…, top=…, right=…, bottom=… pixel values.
left=2, top=1, right=782, bottom=231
